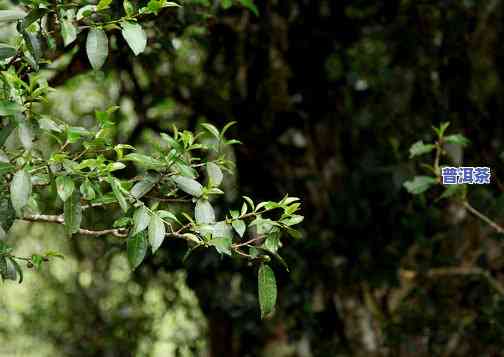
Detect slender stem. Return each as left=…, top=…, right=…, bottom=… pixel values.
left=463, top=201, right=504, bottom=234
left=400, top=266, right=504, bottom=296
left=434, top=141, right=442, bottom=177
left=22, top=214, right=128, bottom=238
left=232, top=235, right=264, bottom=248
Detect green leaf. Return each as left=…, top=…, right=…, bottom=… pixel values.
left=130, top=173, right=159, bottom=199
left=199, top=221, right=233, bottom=239
left=66, top=126, right=92, bottom=143
left=403, top=176, right=438, bottom=195
left=97, top=0, right=113, bottom=11
left=439, top=184, right=466, bottom=201
left=0, top=195, right=16, bottom=233
left=0, top=256, right=7, bottom=280
left=220, top=121, right=237, bottom=137
left=133, top=205, right=150, bottom=235
left=231, top=219, right=246, bottom=238
left=39, top=117, right=63, bottom=133
left=160, top=133, right=182, bottom=151
left=0, top=123, right=16, bottom=147
left=238, top=0, right=259, bottom=16
left=174, top=161, right=197, bottom=178
left=10, top=169, right=32, bottom=215
left=121, top=22, right=147, bottom=56
left=258, top=263, right=277, bottom=319
left=127, top=231, right=147, bottom=270
left=22, top=31, right=41, bottom=62
left=17, top=122, right=33, bottom=150
left=31, top=254, right=43, bottom=270
left=55, top=176, right=75, bottom=202
left=86, top=28, right=108, bottom=70
left=409, top=140, right=435, bottom=158
left=0, top=10, right=26, bottom=23
left=280, top=215, right=304, bottom=227
left=263, top=232, right=281, bottom=253
left=21, top=8, right=47, bottom=29
left=107, top=162, right=126, bottom=172
left=0, top=44, right=16, bottom=60
left=123, top=0, right=135, bottom=16
left=206, top=162, right=223, bottom=187
left=0, top=101, right=23, bottom=116
left=123, top=153, right=165, bottom=170
left=76, top=5, right=97, bottom=20
left=172, top=175, right=203, bottom=197
left=207, top=236, right=232, bottom=256
left=113, top=216, right=131, bottom=228
left=7, top=257, right=23, bottom=283
left=195, top=199, right=215, bottom=224
left=64, top=191, right=82, bottom=236
left=148, top=213, right=165, bottom=253
left=156, top=210, right=180, bottom=224
left=110, top=178, right=129, bottom=212
left=434, top=122, right=450, bottom=137
left=200, top=123, right=220, bottom=138
left=61, top=20, right=77, bottom=47
left=444, top=134, right=470, bottom=147
left=220, top=0, right=232, bottom=9
left=243, top=196, right=255, bottom=210
left=3, top=257, right=18, bottom=281
left=80, top=180, right=96, bottom=200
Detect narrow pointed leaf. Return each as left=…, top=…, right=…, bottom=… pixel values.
left=64, top=191, right=82, bottom=236
left=258, top=263, right=277, bottom=319
left=22, top=31, right=41, bottom=62
left=110, top=178, right=129, bottom=212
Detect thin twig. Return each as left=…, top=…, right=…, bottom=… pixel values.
left=400, top=267, right=504, bottom=296
left=231, top=235, right=264, bottom=248
left=22, top=214, right=128, bottom=238
left=463, top=201, right=504, bottom=234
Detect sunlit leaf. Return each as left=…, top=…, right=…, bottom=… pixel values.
left=148, top=213, right=165, bottom=253
left=10, top=169, right=32, bottom=215
left=86, top=28, right=108, bottom=70
left=172, top=175, right=203, bottom=197
left=55, top=176, right=75, bottom=202
left=195, top=199, right=215, bottom=224
left=121, top=22, right=147, bottom=56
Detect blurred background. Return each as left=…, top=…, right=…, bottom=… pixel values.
left=3, top=0, right=504, bottom=356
